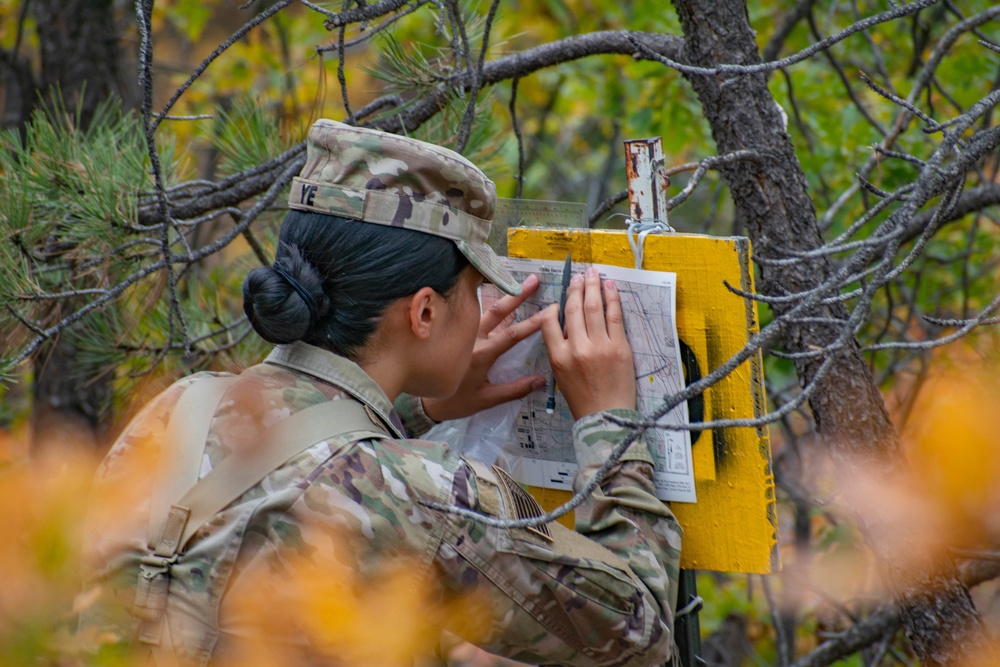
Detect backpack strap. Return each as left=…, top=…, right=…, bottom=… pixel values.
left=135, top=375, right=391, bottom=664
left=146, top=375, right=239, bottom=549
left=173, top=396, right=389, bottom=548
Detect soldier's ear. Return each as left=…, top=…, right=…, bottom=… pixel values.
left=407, top=287, right=438, bottom=340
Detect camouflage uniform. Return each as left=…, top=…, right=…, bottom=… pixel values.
left=82, top=342, right=682, bottom=666
left=81, top=121, right=682, bottom=666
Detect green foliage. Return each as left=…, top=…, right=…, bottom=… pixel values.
left=0, top=99, right=145, bottom=257
left=0, top=100, right=152, bottom=393
left=365, top=33, right=451, bottom=95
left=209, top=95, right=293, bottom=175
left=0, top=96, right=271, bottom=409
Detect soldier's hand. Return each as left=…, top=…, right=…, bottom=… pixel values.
left=422, top=274, right=547, bottom=422
left=540, top=267, right=636, bottom=420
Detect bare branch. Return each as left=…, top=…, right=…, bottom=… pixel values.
left=135, top=0, right=191, bottom=349
left=587, top=190, right=628, bottom=226
left=337, top=0, right=354, bottom=123
left=136, top=144, right=306, bottom=226
left=805, top=13, right=886, bottom=135
left=762, top=575, right=791, bottom=667
left=790, top=605, right=902, bottom=667
left=761, top=0, right=819, bottom=63
left=630, top=0, right=939, bottom=78
left=923, top=314, right=1000, bottom=327
left=666, top=150, right=760, bottom=210
left=371, top=30, right=684, bottom=134
left=586, top=151, right=760, bottom=226
left=318, top=1, right=430, bottom=51
left=819, top=6, right=1000, bottom=229
left=859, top=71, right=938, bottom=129
left=509, top=76, right=525, bottom=200
left=323, top=0, right=416, bottom=28
left=866, top=293, right=1000, bottom=351
left=792, top=556, right=1000, bottom=667
left=299, top=0, right=339, bottom=21
left=456, top=0, right=502, bottom=152
left=133, top=30, right=682, bottom=230
left=152, top=0, right=296, bottom=132
left=353, top=95, right=404, bottom=122
left=980, top=38, right=1000, bottom=55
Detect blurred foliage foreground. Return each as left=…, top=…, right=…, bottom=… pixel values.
left=1, top=353, right=999, bottom=665
left=3, top=0, right=1000, bottom=664
left=0, top=443, right=485, bottom=667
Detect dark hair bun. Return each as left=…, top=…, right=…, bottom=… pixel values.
left=243, top=211, right=468, bottom=359
left=242, top=245, right=330, bottom=345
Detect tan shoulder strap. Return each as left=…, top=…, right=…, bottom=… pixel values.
left=137, top=374, right=239, bottom=655
left=151, top=389, right=390, bottom=556
left=173, top=397, right=389, bottom=547
left=137, top=377, right=391, bottom=660
left=147, top=375, right=239, bottom=543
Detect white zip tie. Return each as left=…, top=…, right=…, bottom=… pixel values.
left=626, top=218, right=673, bottom=269
left=675, top=594, right=704, bottom=618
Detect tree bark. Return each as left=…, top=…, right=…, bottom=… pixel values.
left=0, top=48, right=35, bottom=131
left=25, top=0, right=135, bottom=455
left=667, top=0, right=989, bottom=664
left=31, top=0, right=134, bottom=127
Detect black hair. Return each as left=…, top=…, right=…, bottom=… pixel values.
left=242, top=210, right=470, bottom=360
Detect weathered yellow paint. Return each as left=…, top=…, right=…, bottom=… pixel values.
left=509, top=228, right=778, bottom=574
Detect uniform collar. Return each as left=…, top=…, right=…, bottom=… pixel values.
left=264, top=342, right=405, bottom=438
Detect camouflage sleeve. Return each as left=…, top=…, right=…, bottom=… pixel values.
left=571, top=408, right=683, bottom=649
left=393, top=392, right=438, bottom=437
left=436, top=408, right=682, bottom=667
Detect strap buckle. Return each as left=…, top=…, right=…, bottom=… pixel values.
left=133, top=553, right=178, bottom=626
left=139, top=552, right=179, bottom=576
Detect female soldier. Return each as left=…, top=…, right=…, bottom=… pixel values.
left=81, top=119, right=682, bottom=666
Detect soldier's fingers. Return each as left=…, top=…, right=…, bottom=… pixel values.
left=479, top=375, right=547, bottom=409
left=480, top=274, right=539, bottom=335
left=604, top=279, right=627, bottom=344
left=539, top=303, right=567, bottom=355
left=582, top=267, right=608, bottom=341
left=480, top=309, right=544, bottom=359
left=561, top=273, right=586, bottom=340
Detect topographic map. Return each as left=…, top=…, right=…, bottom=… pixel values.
left=496, top=258, right=696, bottom=503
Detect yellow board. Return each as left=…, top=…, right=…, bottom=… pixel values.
left=509, top=228, right=778, bottom=574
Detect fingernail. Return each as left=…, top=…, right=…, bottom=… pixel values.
left=531, top=377, right=546, bottom=390
left=586, top=266, right=597, bottom=278
left=606, top=279, right=616, bottom=292
left=524, top=273, right=538, bottom=286
left=571, top=274, right=583, bottom=285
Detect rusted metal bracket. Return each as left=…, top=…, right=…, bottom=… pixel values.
left=624, top=137, right=673, bottom=269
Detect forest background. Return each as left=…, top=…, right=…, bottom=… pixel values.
left=1, top=0, right=1000, bottom=666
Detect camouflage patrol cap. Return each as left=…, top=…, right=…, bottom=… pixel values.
left=288, top=119, right=520, bottom=296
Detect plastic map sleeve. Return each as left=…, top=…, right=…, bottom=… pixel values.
left=492, top=257, right=696, bottom=503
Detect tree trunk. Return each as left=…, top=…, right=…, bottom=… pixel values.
left=31, top=0, right=133, bottom=127
left=667, top=0, right=989, bottom=663
left=27, top=0, right=135, bottom=455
